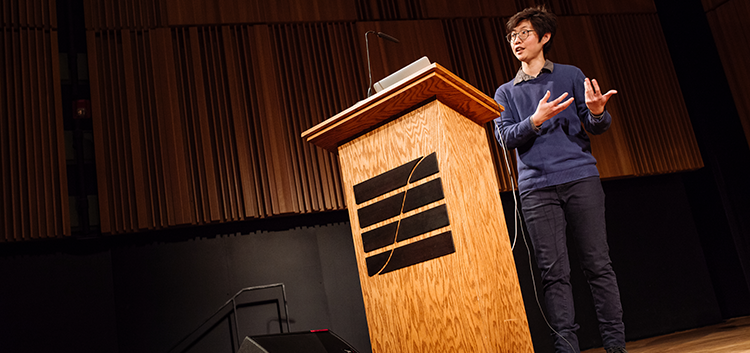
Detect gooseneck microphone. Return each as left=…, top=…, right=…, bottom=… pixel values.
left=365, top=31, right=400, bottom=98
left=376, top=32, right=400, bottom=44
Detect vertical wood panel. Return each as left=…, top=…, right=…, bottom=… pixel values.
left=152, top=28, right=191, bottom=226
left=257, top=25, right=296, bottom=215
left=86, top=29, right=108, bottom=232
left=267, top=22, right=361, bottom=213
left=233, top=26, right=268, bottom=218
left=223, top=26, right=257, bottom=219
left=85, top=15, right=362, bottom=233
left=705, top=0, right=750, bottom=149
left=0, top=0, right=69, bottom=241
left=591, top=14, right=703, bottom=176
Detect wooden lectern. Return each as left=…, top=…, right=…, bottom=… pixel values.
left=302, top=63, right=533, bottom=352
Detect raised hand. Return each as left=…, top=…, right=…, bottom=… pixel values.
left=531, top=90, right=575, bottom=127
left=585, top=78, right=617, bottom=115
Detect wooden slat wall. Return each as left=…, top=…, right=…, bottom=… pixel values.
left=83, top=0, right=703, bottom=234
left=85, top=2, right=361, bottom=233
left=703, top=0, right=750, bottom=149
left=0, top=0, right=70, bottom=242
left=591, top=14, right=703, bottom=176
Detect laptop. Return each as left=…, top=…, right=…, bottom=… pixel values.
left=373, top=56, right=431, bottom=93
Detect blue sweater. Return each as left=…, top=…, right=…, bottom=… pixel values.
left=493, top=63, right=611, bottom=193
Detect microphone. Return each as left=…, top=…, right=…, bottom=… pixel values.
left=377, top=32, right=400, bottom=44
left=365, top=31, right=400, bottom=98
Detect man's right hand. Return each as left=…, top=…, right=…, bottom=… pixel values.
left=530, top=90, right=575, bottom=127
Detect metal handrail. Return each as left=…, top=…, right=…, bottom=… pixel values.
left=168, top=283, right=290, bottom=352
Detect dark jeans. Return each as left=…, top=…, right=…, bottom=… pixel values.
left=520, top=176, right=625, bottom=353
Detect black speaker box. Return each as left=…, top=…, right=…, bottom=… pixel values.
left=238, top=330, right=360, bottom=353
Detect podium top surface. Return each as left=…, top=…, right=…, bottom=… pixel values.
left=301, top=63, right=503, bottom=152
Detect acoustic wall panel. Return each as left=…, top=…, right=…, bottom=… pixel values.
left=85, top=14, right=359, bottom=233
left=704, top=0, right=750, bottom=149
left=0, top=0, right=70, bottom=241
left=590, top=14, right=703, bottom=176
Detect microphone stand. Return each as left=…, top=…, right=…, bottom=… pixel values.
left=365, top=31, right=400, bottom=98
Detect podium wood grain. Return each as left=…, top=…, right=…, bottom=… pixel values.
left=304, top=63, right=533, bottom=352
left=338, top=100, right=533, bottom=352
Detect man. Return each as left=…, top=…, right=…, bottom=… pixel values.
left=493, top=6, right=627, bottom=353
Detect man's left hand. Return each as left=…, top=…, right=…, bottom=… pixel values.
left=585, top=78, right=617, bottom=115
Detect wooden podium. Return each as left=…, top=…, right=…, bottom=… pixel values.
left=302, top=63, right=533, bottom=352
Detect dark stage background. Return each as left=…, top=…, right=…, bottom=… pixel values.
left=1, top=0, right=749, bottom=352
left=0, top=173, right=736, bottom=352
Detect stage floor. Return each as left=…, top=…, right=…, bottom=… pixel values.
left=582, top=316, right=750, bottom=353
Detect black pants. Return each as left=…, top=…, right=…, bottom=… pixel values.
left=521, top=176, right=625, bottom=352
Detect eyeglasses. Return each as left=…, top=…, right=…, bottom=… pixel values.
left=506, top=29, right=535, bottom=43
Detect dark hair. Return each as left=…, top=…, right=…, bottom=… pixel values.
left=506, top=5, right=557, bottom=55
